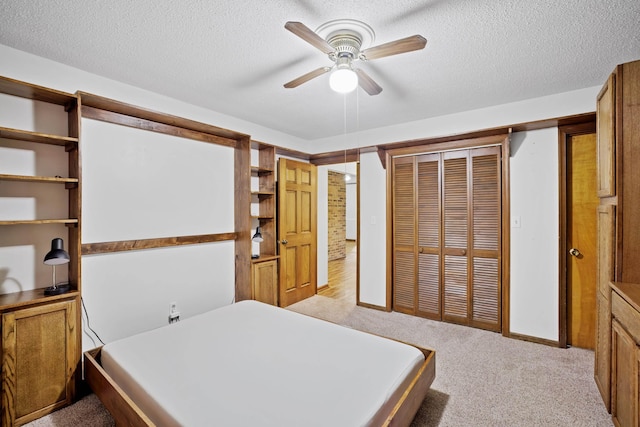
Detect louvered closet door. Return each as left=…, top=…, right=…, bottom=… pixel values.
left=469, top=146, right=501, bottom=331
left=442, top=151, right=470, bottom=323
left=416, top=154, right=441, bottom=319
left=392, top=157, right=416, bottom=314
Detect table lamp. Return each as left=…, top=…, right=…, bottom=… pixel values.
left=43, top=237, right=71, bottom=295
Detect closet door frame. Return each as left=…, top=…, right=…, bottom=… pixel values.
left=386, top=133, right=512, bottom=336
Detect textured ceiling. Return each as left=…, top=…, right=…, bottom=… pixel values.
left=1, top=0, right=639, bottom=141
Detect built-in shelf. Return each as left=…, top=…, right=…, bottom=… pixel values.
left=251, top=191, right=275, bottom=198
left=251, top=215, right=275, bottom=220
left=251, top=255, right=280, bottom=264
left=0, top=126, right=78, bottom=146
left=0, top=75, right=77, bottom=106
left=0, top=289, right=79, bottom=312
left=0, top=174, right=79, bottom=184
left=251, top=166, right=273, bottom=176
left=0, top=219, right=78, bottom=226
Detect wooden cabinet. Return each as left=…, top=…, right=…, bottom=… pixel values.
left=610, top=283, right=640, bottom=427
left=252, top=258, right=278, bottom=306
left=1, top=295, right=79, bottom=426
left=595, top=59, right=640, bottom=413
left=250, top=141, right=279, bottom=303
left=0, top=75, right=81, bottom=424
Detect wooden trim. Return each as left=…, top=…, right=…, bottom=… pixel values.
left=386, top=133, right=510, bottom=158
left=357, top=301, right=388, bottom=311
left=81, top=106, right=237, bottom=148
left=557, top=121, right=597, bottom=347
left=506, top=332, right=561, bottom=347
left=235, top=136, right=252, bottom=302
left=501, top=136, right=512, bottom=337
left=309, top=148, right=359, bottom=166
left=83, top=348, right=154, bottom=427
left=78, top=92, right=248, bottom=142
left=356, top=161, right=361, bottom=306
left=251, top=139, right=310, bottom=161
left=304, top=112, right=595, bottom=170
left=81, top=233, right=237, bottom=255
left=385, top=150, right=394, bottom=312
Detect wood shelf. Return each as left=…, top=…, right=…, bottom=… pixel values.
left=0, top=75, right=77, bottom=106
left=0, top=289, right=79, bottom=313
left=0, top=126, right=78, bottom=146
left=0, top=174, right=79, bottom=184
left=251, top=166, right=273, bottom=176
left=251, top=215, right=274, bottom=220
left=251, top=191, right=275, bottom=197
left=0, top=219, right=78, bottom=226
left=251, top=255, right=280, bottom=264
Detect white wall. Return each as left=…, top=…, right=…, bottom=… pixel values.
left=358, top=153, right=388, bottom=307
left=346, top=182, right=357, bottom=240
left=1, top=43, right=598, bottom=342
left=317, top=166, right=329, bottom=288
left=509, top=128, right=559, bottom=340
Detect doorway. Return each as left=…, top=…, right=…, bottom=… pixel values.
left=319, top=163, right=358, bottom=303
left=560, top=122, right=598, bottom=349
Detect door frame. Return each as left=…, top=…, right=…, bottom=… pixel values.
left=558, top=121, right=597, bottom=348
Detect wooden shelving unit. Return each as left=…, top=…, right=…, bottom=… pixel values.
left=250, top=141, right=279, bottom=305
left=0, top=75, right=81, bottom=426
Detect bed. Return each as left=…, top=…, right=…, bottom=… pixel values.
left=84, top=300, right=435, bottom=426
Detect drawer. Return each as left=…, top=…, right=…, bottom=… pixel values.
left=612, top=290, right=640, bottom=343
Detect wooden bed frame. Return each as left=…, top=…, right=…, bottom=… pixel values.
left=84, top=341, right=435, bottom=427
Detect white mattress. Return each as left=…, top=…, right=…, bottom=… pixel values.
left=101, top=300, right=424, bottom=427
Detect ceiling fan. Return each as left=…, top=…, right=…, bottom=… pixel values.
left=283, top=19, right=427, bottom=95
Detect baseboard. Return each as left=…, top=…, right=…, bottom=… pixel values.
left=357, top=301, right=389, bottom=312
left=317, top=284, right=329, bottom=293
left=507, top=332, right=561, bottom=347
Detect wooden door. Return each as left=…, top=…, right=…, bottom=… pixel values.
left=469, top=147, right=501, bottom=331
left=442, top=150, right=469, bottom=323
left=278, top=158, right=317, bottom=307
left=417, top=154, right=441, bottom=319
left=567, top=132, right=598, bottom=349
left=392, top=156, right=416, bottom=314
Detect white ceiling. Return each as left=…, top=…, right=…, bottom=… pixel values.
left=1, top=0, right=639, bottom=141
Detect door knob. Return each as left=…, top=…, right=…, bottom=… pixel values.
left=569, top=248, right=581, bottom=257
left=281, top=239, right=288, bottom=245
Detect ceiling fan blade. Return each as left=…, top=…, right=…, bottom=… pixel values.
left=360, top=35, right=427, bottom=61
left=285, top=21, right=334, bottom=55
left=355, top=69, right=383, bottom=96
left=284, top=67, right=331, bottom=89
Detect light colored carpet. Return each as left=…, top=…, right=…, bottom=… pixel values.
left=26, top=295, right=613, bottom=426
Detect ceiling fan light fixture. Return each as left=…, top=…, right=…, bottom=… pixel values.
left=330, top=67, right=358, bottom=93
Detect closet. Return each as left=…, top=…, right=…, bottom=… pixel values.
left=390, top=137, right=507, bottom=332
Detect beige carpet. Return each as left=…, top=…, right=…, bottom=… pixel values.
left=27, top=295, right=613, bottom=426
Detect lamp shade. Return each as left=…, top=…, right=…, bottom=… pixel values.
left=329, top=68, right=358, bottom=93
left=43, top=238, right=70, bottom=265
left=252, top=227, right=264, bottom=243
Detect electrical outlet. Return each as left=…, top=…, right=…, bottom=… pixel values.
left=168, top=302, right=180, bottom=324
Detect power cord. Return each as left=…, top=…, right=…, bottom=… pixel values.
left=81, top=297, right=105, bottom=346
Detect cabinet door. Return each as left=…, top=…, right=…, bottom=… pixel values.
left=596, top=73, right=616, bottom=197
left=611, top=319, right=638, bottom=427
left=253, top=260, right=278, bottom=306
left=392, top=156, right=417, bottom=314
left=2, top=300, right=77, bottom=426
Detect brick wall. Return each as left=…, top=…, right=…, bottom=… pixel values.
left=328, top=170, right=346, bottom=261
